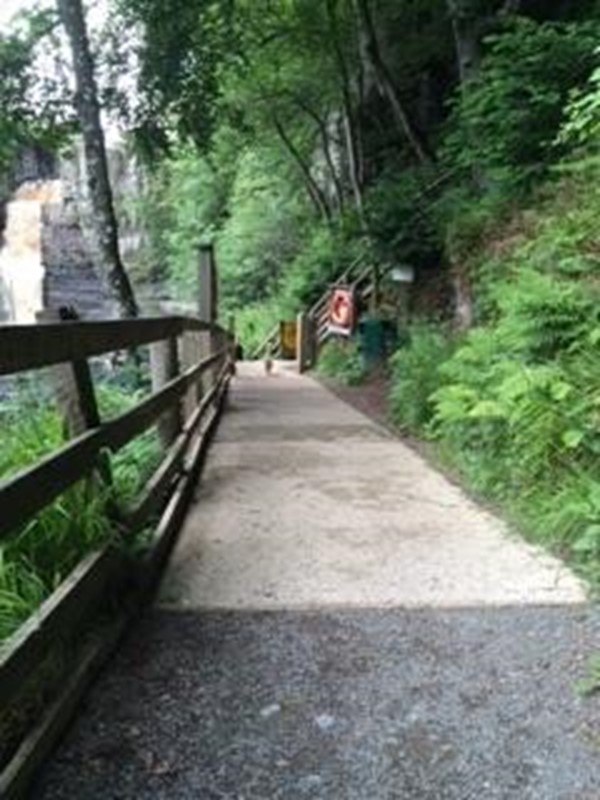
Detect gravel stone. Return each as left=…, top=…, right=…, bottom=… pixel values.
left=34, top=608, right=600, bottom=799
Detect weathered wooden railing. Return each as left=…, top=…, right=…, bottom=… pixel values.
left=252, top=171, right=460, bottom=369
left=250, top=323, right=282, bottom=361
left=251, top=257, right=373, bottom=365
left=0, top=313, right=233, bottom=799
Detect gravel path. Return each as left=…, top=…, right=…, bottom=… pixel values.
left=34, top=362, right=599, bottom=799
left=35, top=608, right=600, bottom=799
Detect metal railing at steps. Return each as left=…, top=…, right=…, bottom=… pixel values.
left=249, top=168, right=460, bottom=362
left=250, top=256, right=375, bottom=361
left=250, top=323, right=282, bottom=361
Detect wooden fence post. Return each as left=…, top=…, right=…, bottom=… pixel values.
left=199, top=244, right=218, bottom=386
left=150, top=336, right=182, bottom=448
left=180, top=330, right=203, bottom=422
left=180, top=244, right=218, bottom=418
left=36, top=307, right=113, bottom=490
left=37, top=308, right=101, bottom=437
left=198, top=243, right=218, bottom=325
left=297, top=312, right=316, bottom=374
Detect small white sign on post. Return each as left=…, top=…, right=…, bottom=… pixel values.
left=391, top=265, right=415, bottom=284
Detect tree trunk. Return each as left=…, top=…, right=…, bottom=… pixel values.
left=272, top=116, right=333, bottom=223
left=356, top=0, right=432, bottom=165
left=451, top=268, right=473, bottom=330
left=57, top=0, right=138, bottom=318
left=446, top=0, right=482, bottom=84
left=447, top=0, right=522, bottom=85
left=342, top=109, right=366, bottom=224
left=353, top=10, right=367, bottom=189
left=325, top=0, right=367, bottom=224
left=294, top=99, right=346, bottom=214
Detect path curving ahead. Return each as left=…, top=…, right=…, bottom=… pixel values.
left=37, top=362, right=600, bottom=799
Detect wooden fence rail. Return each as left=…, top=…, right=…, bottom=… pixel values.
left=0, top=310, right=233, bottom=799
left=0, top=316, right=213, bottom=376
left=251, top=256, right=374, bottom=364
left=253, top=170, right=461, bottom=366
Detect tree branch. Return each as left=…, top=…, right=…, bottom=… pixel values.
left=272, top=115, right=332, bottom=223
left=355, top=0, right=432, bottom=165
left=292, top=96, right=346, bottom=214
left=499, top=0, right=522, bottom=16
left=325, top=0, right=367, bottom=221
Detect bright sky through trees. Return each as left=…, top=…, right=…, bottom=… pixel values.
left=0, top=0, right=107, bottom=32
left=0, top=0, right=49, bottom=30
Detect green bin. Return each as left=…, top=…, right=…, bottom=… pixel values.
left=357, top=318, right=386, bottom=366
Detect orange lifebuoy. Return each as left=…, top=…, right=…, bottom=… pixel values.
left=329, top=288, right=354, bottom=331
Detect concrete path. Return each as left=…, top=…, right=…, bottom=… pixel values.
left=36, top=363, right=600, bottom=799
left=162, top=362, right=584, bottom=611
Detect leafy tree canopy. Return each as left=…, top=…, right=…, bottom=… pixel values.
left=0, top=7, right=73, bottom=178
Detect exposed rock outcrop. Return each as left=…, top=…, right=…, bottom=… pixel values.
left=0, top=142, right=159, bottom=323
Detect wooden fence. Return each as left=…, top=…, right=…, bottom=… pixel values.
left=0, top=313, right=233, bottom=799
left=252, top=257, right=376, bottom=370
left=251, top=170, right=461, bottom=369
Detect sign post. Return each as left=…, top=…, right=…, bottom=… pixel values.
left=327, top=286, right=355, bottom=337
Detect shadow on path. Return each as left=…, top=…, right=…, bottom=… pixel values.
left=35, top=605, right=600, bottom=800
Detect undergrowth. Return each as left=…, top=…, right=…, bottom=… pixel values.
left=0, top=382, right=162, bottom=641
left=388, top=159, right=600, bottom=587
left=317, top=339, right=366, bottom=386
left=389, top=324, right=455, bottom=434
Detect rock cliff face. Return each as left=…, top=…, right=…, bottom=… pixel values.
left=0, top=143, right=153, bottom=323
left=41, top=195, right=114, bottom=320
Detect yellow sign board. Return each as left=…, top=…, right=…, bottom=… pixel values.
left=279, top=321, right=297, bottom=359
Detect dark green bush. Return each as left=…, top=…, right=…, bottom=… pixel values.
left=317, top=338, right=366, bottom=386
left=443, top=18, right=599, bottom=191
left=428, top=162, right=600, bottom=576
left=388, top=325, right=454, bottom=434
left=386, top=148, right=600, bottom=582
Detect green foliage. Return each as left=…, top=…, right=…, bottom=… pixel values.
left=559, top=53, right=600, bottom=153
left=216, top=147, right=309, bottom=310
left=125, top=0, right=449, bottom=343
left=117, top=0, right=236, bottom=155
left=435, top=183, right=516, bottom=265
left=0, top=412, right=116, bottom=640
left=0, top=403, right=62, bottom=480
left=444, top=18, right=600, bottom=191
left=388, top=159, right=600, bottom=582
left=317, top=338, right=366, bottom=386
left=160, top=144, right=235, bottom=298
left=147, top=133, right=371, bottom=349
left=278, top=220, right=370, bottom=311
left=389, top=325, right=455, bottom=433
left=234, top=300, right=285, bottom=357
left=0, top=9, right=73, bottom=177
left=576, top=653, right=600, bottom=697
left=0, top=552, right=47, bottom=642
left=365, top=165, right=441, bottom=267
left=0, top=382, right=162, bottom=641
left=111, top=429, right=162, bottom=506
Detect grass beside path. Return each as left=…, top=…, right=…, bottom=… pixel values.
left=0, top=383, right=161, bottom=642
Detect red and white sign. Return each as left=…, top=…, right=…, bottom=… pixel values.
left=328, top=286, right=355, bottom=336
